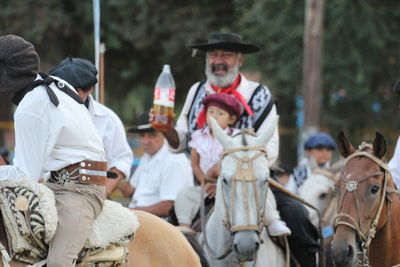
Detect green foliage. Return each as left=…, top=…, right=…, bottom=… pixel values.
left=2, top=0, right=400, bottom=160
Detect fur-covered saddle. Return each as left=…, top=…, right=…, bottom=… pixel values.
left=0, top=177, right=139, bottom=266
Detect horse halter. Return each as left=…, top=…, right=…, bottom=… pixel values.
left=219, top=145, right=268, bottom=234
left=334, top=149, right=390, bottom=267
left=202, top=143, right=269, bottom=261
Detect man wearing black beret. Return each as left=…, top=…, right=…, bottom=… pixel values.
left=0, top=35, right=107, bottom=267
left=49, top=58, right=133, bottom=197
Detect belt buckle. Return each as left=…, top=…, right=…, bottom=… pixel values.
left=49, top=168, right=71, bottom=186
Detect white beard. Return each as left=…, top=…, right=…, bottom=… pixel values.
left=205, top=61, right=240, bottom=88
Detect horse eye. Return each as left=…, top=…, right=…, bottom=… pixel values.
left=371, top=185, right=380, bottom=194
left=222, top=178, right=228, bottom=185
left=319, top=193, right=328, bottom=200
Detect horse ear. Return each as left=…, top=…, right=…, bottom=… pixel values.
left=209, top=117, right=233, bottom=149
left=255, top=115, right=278, bottom=147
left=337, top=131, right=355, bottom=158
left=373, top=131, right=386, bottom=159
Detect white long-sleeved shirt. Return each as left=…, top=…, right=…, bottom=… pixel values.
left=87, top=96, right=133, bottom=178
left=388, top=137, right=400, bottom=188
left=171, top=74, right=279, bottom=165
left=0, top=76, right=105, bottom=181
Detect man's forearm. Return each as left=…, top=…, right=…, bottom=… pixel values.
left=161, top=127, right=180, bottom=149
left=131, top=200, right=174, bottom=217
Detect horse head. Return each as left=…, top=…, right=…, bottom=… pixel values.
left=332, top=131, right=395, bottom=267
left=298, top=161, right=342, bottom=227
left=208, top=114, right=277, bottom=263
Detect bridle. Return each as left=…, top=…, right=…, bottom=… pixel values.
left=333, top=147, right=398, bottom=267
left=203, top=142, right=268, bottom=262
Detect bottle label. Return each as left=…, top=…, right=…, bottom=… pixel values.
left=154, top=87, right=175, bottom=108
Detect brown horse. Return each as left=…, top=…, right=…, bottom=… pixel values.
left=0, top=209, right=202, bottom=267
left=332, top=131, right=400, bottom=267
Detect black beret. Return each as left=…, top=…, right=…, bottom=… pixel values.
left=0, top=35, right=39, bottom=93
left=49, top=57, right=97, bottom=90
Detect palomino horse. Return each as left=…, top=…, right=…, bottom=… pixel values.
left=198, top=116, right=286, bottom=267
left=332, top=131, right=400, bottom=267
left=0, top=204, right=201, bottom=267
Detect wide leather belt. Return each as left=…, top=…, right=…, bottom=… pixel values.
left=49, top=160, right=108, bottom=186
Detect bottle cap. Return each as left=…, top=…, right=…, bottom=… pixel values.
left=162, top=64, right=171, bottom=73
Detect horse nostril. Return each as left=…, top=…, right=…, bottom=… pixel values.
left=233, top=243, right=238, bottom=253
left=346, top=244, right=354, bottom=260
left=255, top=241, right=260, bottom=251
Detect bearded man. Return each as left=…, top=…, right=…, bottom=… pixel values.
left=155, top=32, right=320, bottom=266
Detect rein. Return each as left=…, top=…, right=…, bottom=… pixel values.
left=334, top=150, right=399, bottom=267
left=202, top=144, right=268, bottom=262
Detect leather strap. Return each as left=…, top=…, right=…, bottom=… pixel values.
left=55, top=160, right=107, bottom=185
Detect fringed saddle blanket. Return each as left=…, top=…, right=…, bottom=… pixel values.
left=0, top=177, right=139, bottom=265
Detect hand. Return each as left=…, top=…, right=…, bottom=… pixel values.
left=206, top=164, right=219, bottom=179
left=148, top=108, right=176, bottom=132
left=204, top=183, right=216, bottom=198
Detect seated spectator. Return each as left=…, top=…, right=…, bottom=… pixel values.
left=286, top=132, right=335, bottom=193
left=118, top=113, right=194, bottom=217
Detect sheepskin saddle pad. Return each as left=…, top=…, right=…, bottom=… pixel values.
left=0, top=177, right=139, bottom=265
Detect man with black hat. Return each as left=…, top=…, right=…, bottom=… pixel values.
left=0, top=35, right=107, bottom=267
left=118, top=113, right=193, bottom=217
left=154, top=32, right=319, bottom=266
left=49, top=57, right=133, bottom=196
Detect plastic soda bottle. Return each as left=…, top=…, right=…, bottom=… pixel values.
left=152, top=64, right=175, bottom=131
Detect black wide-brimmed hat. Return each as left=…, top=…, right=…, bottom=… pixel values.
left=0, top=35, right=39, bottom=93
left=49, top=57, right=97, bottom=90
left=127, top=113, right=156, bottom=134
left=190, top=32, right=260, bottom=54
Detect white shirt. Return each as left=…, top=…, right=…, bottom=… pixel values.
left=129, top=143, right=193, bottom=208
left=87, top=96, right=133, bottom=178
left=171, top=74, right=279, bottom=165
left=388, top=137, right=400, bottom=188
left=0, top=76, right=105, bottom=181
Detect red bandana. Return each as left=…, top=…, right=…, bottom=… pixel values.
left=196, top=75, right=254, bottom=129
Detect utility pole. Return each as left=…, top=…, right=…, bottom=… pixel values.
left=298, top=0, right=325, bottom=162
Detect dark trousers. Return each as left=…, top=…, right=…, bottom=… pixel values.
left=272, top=186, right=320, bottom=267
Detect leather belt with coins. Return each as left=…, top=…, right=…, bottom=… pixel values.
left=49, top=160, right=108, bottom=186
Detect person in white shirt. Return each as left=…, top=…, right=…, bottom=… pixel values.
left=151, top=32, right=319, bottom=266
left=118, top=113, right=193, bottom=217
left=49, top=57, right=134, bottom=196
left=0, top=35, right=107, bottom=267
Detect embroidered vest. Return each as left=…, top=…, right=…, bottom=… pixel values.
left=187, top=80, right=276, bottom=137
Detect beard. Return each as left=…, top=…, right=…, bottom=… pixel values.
left=205, top=60, right=240, bottom=88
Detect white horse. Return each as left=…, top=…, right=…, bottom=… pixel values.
left=298, top=162, right=342, bottom=228
left=198, top=115, right=286, bottom=267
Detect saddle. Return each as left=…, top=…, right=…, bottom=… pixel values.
left=0, top=178, right=139, bottom=266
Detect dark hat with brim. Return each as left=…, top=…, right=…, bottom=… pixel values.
left=0, top=35, right=39, bottom=93
left=49, top=57, right=97, bottom=90
left=127, top=113, right=156, bottom=134
left=190, top=32, right=260, bottom=54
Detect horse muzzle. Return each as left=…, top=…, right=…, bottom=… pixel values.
left=332, top=237, right=358, bottom=267
left=232, top=230, right=260, bottom=262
